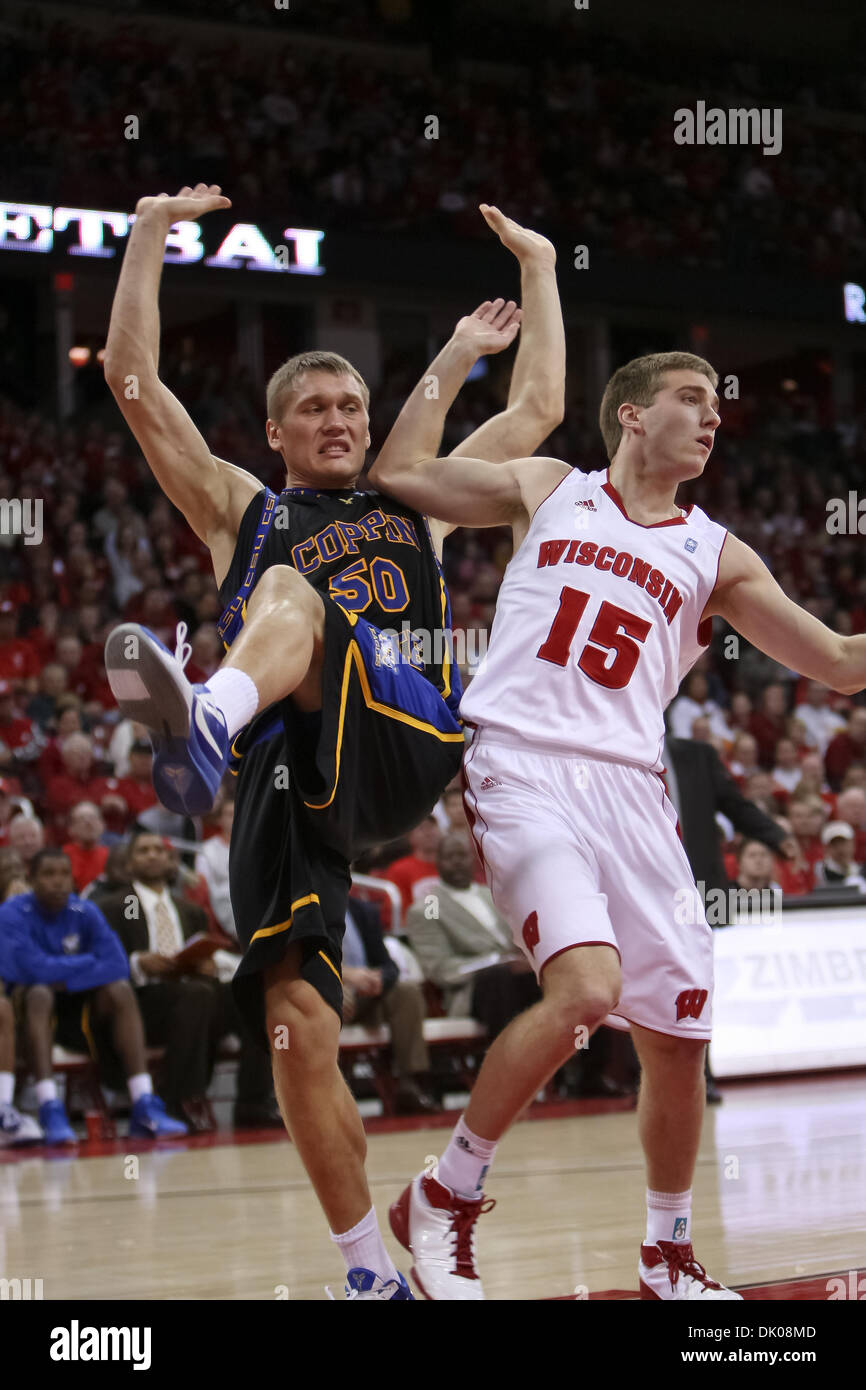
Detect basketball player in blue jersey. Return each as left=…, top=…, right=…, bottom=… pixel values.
left=368, top=352, right=866, bottom=1299
left=101, top=185, right=563, bottom=1299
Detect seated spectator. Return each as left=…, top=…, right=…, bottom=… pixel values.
left=6, top=814, right=45, bottom=877
left=406, top=832, right=541, bottom=1042
left=342, top=894, right=435, bottom=1115
left=728, top=732, right=761, bottom=784
left=44, top=731, right=131, bottom=839
left=107, top=717, right=149, bottom=778
left=748, top=682, right=789, bottom=768
left=669, top=670, right=730, bottom=742
left=734, top=839, right=783, bottom=889
left=0, top=599, right=41, bottom=692
left=834, top=787, right=866, bottom=863
left=0, top=778, right=35, bottom=846
left=825, top=708, right=866, bottom=792
left=96, top=830, right=278, bottom=1131
left=1, top=848, right=186, bottom=1143
left=26, top=664, right=69, bottom=734
left=795, top=679, right=847, bottom=756
left=794, top=751, right=836, bottom=813
left=195, top=797, right=235, bottom=937
left=0, top=848, right=28, bottom=901
left=771, top=737, right=805, bottom=795
left=717, top=691, right=753, bottom=754
left=82, top=841, right=131, bottom=902
left=63, top=802, right=110, bottom=893
left=381, top=814, right=440, bottom=914
left=118, top=741, right=158, bottom=823
left=0, top=679, right=41, bottom=766
left=777, top=795, right=827, bottom=895
left=0, top=975, right=42, bottom=1147
left=742, top=770, right=785, bottom=816
left=814, top=822, right=866, bottom=891
left=37, top=701, right=87, bottom=784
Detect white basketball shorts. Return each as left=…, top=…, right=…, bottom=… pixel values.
left=462, top=730, right=714, bottom=1040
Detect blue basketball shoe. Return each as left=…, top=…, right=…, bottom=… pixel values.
left=129, top=1094, right=189, bottom=1139
left=104, top=621, right=229, bottom=816
left=327, top=1269, right=415, bottom=1300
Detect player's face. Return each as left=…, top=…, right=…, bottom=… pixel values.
left=269, top=371, right=370, bottom=487
left=633, top=371, right=720, bottom=480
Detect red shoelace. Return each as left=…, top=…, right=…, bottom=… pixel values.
left=656, top=1241, right=724, bottom=1292
left=451, top=1196, right=496, bottom=1279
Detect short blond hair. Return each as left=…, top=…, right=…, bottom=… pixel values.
left=599, top=352, right=718, bottom=461
left=266, top=351, right=370, bottom=423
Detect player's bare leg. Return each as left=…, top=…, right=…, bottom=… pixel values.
left=462, top=944, right=621, bottom=1139
left=220, top=563, right=325, bottom=713
left=631, top=1023, right=705, bottom=1191
left=263, top=944, right=407, bottom=1295
left=390, top=944, right=621, bottom=1299
left=104, top=564, right=326, bottom=816
left=629, top=1022, right=739, bottom=1299
left=263, top=946, right=368, bottom=1228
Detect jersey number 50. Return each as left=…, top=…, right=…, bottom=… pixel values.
left=537, top=586, right=651, bottom=690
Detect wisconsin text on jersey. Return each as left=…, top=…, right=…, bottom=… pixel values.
left=537, top=536, right=687, bottom=625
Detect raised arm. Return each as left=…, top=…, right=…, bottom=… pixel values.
left=706, top=532, right=866, bottom=696
left=102, top=184, right=262, bottom=585
left=368, top=207, right=564, bottom=545
left=452, top=207, right=564, bottom=463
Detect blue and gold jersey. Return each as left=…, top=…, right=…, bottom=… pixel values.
left=217, top=485, right=462, bottom=719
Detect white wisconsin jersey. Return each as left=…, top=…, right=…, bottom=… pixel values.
left=460, top=466, right=728, bottom=771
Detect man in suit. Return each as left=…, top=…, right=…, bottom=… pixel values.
left=662, top=728, right=799, bottom=1102
left=94, top=828, right=276, bottom=1131
left=406, top=833, right=541, bottom=1041
left=663, top=731, right=796, bottom=922
left=343, top=895, right=434, bottom=1115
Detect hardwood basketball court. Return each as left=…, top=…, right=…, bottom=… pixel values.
left=3, top=1072, right=863, bottom=1302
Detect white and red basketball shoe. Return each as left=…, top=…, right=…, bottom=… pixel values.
left=639, top=1241, right=743, bottom=1300
left=389, top=1173, right=494, bottom=1300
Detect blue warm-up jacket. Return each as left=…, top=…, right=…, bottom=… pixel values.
left=0, top=892, right=129, bottom=991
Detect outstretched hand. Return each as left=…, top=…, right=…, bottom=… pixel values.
left=134, top=183, right=232, bottom=224
left=452, top=298, right=522, bottom=358
left=479, top=204, right=556, bottom=266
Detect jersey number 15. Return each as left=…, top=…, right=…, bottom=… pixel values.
left=537, top=586, right=652, bottom=690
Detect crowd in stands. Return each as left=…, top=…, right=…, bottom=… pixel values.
left=3, top=5, right=865, bottom=279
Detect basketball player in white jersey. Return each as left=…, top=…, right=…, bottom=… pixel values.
left=368, top=350, right=866, bottom=1300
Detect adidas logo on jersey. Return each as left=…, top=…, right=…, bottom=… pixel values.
left=574, top=499, right=597, bottom=512
left=479, top=776, right=502, bottom=791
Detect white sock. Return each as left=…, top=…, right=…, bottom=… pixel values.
left=128, top=1073, right=153, bottom=1104
left=205, top=668, right=260, bottom=740
left=0, top=1072, right=14, bottom=1106
left=646, top=1188, right=692, bottom=1246
left=36, top=1079, right=58, bottom=1105
left=329, top=1206, right=400, bottom=1283
left=437, top=1116, right=498, bottom=1200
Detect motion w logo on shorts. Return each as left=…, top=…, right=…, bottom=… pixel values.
left=675, top=988, right=708, bottom=1021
